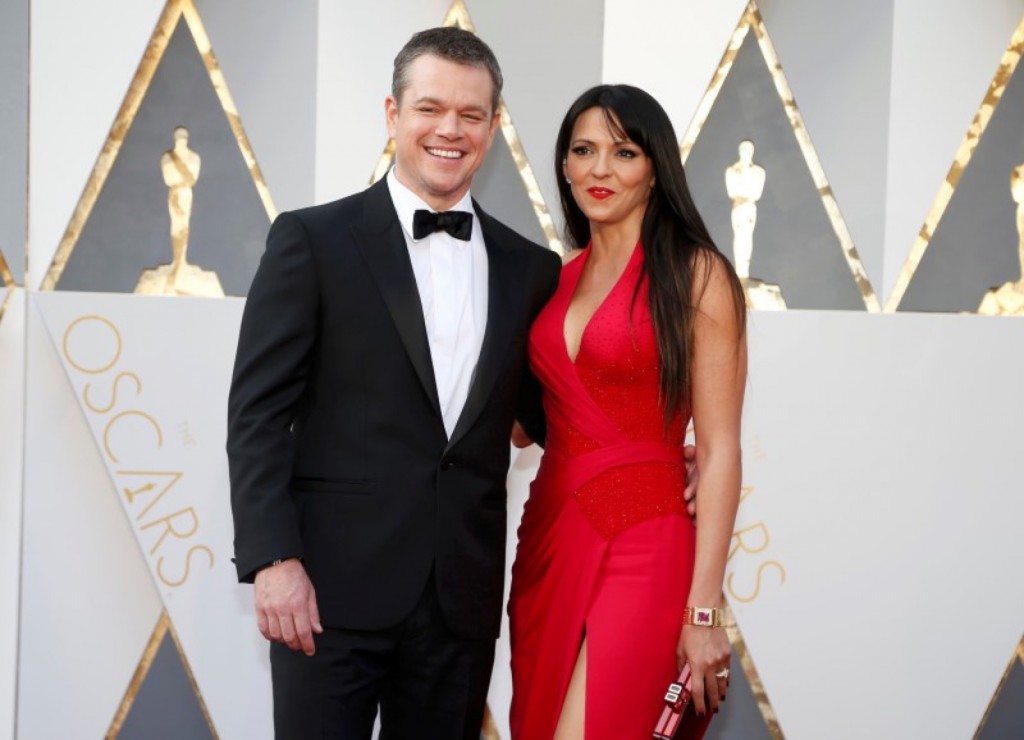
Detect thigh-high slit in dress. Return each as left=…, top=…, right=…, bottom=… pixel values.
left=508, top=243, right=712, bottom=739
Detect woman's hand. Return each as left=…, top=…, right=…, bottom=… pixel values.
left=683, top=444, right=698, bottom=518
left=511, top=421, right=533, bottom=448
left=677, top=623, right=731, bottom=716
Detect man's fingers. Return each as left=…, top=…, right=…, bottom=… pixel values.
left=256, top=609, right=270, bottom=641
left=308, top=591, right=323, bottom=634
left=293, top=612, right=317, bottom=656
left=278, top=613, right=302, bottom=651
left=254, top=560, right=320, bottom=650
left=266, top=610, right=286, bottom=646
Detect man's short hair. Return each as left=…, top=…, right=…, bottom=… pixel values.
left=392, top=27, right=503, bottom=113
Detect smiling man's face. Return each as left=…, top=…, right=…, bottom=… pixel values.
left=386, top=53, right=500, bottom=212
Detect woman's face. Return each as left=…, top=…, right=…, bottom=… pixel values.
left=564, top=106, right=654, bottom=230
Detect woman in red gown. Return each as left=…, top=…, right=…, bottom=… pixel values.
left=508, top=85, right=747, bottom=739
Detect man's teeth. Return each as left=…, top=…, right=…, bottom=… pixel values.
left=427, top=148, right=463, bottom=159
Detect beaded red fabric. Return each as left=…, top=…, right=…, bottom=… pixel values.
left=543, top=243, right=688, bottom=540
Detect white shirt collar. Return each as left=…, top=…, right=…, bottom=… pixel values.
left=387, top=167, right=476, bottom=242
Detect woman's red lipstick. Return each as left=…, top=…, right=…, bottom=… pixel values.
left=587, top=187, right=614, bottom=199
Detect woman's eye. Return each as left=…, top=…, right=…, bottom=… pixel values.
left=570, top=146, right=591, bottom=156
left=618, top=149, right=637, bottom=159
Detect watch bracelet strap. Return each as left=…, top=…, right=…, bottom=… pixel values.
left=683, top=606, right=722, bottom=627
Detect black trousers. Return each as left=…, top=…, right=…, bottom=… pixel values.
left=270, top=573, right=496, bottom=739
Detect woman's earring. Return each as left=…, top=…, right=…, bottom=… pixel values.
left=565, top=176, right=572, bottom=184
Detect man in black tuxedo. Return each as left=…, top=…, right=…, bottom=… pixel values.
left=227, top=27, right=561, bottom=739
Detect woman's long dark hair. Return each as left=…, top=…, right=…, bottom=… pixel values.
left=555, top=84, right=746, bottom=424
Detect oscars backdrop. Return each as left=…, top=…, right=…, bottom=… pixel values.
left=5, top=0, right=1024, bottom=739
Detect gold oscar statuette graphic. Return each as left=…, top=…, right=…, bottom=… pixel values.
left=135, top=126, right=225, bottom=297
left=978, top=161, right=1024, bottom=315
left=726, top=140, right=786, bottom=310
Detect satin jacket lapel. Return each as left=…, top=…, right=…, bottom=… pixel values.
left=351, top=179, right=442, bottom=420
left=447, top=205, right=525, bottom=451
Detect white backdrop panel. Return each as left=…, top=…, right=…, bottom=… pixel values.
left=731, top=310, right=1024, bottom=739
left=19, top=295, right=164, bottom=739
left=603, top=0, right=750, bottom=138
left=35, top=292, right=271, bottom=740
left=0, top=293, right=25, bottom=740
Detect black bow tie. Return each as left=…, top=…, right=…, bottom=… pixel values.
left=412, top=209, right=473, bottom=241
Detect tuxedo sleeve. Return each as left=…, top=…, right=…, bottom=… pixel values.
left=227, top=212, right=319, bottom=582
left=515, top=248, right=561, bottom=447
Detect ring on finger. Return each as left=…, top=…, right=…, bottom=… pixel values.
left=715, top=668, right=730, bottom=679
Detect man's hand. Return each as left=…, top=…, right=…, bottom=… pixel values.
left=683, top=444, right=698, bottom=519
left=254, top=558, right=323, bottom=656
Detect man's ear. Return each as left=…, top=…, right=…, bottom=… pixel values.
left=486, top=109, right=502, bottom=149
left=385, top=95, right=399, bottom=138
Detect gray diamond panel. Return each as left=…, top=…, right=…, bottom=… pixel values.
left=0, top=0, right=28, bottom=285
left=685, top=31, right=866, bottom=310
left=117, top=628, right=214, bottom=740
left=472, top=131, right=549, bottom=249
left=898, top=58, right=1024, bottom=313
left=977, top=655, right=1024, bottom=740
left=705, top=654, right=774, bottom=740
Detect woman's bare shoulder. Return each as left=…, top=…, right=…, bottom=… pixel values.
left=562, top=248, right=585, bottom=266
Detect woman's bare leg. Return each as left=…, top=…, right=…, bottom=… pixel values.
left=553, top=638, right=587, bottom=740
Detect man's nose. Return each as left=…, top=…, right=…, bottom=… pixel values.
left=435, top=110, right=462, bottom=138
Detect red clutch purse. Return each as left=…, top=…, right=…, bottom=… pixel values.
left=652, top=664, right=710, bottom=739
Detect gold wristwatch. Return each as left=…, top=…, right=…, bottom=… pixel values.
left=682, top=606, right=722, bottom=627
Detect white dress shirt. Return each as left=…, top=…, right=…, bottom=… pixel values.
left=387, top=169, right=489, bottom=439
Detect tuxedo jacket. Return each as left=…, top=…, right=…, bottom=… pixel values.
left=227, top=177, right=561, bottom=640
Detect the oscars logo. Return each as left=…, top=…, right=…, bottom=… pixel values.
left=726, top=140, right=786, bottom=310
left=135, top=127, right=225, bottom=297
left=978, top=160, right=1024, bottom=316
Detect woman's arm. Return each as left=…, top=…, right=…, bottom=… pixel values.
left=676, top=252, right=747, bottom=716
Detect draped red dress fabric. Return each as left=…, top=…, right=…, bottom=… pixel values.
left=508, top=243, right=711, bottom=739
